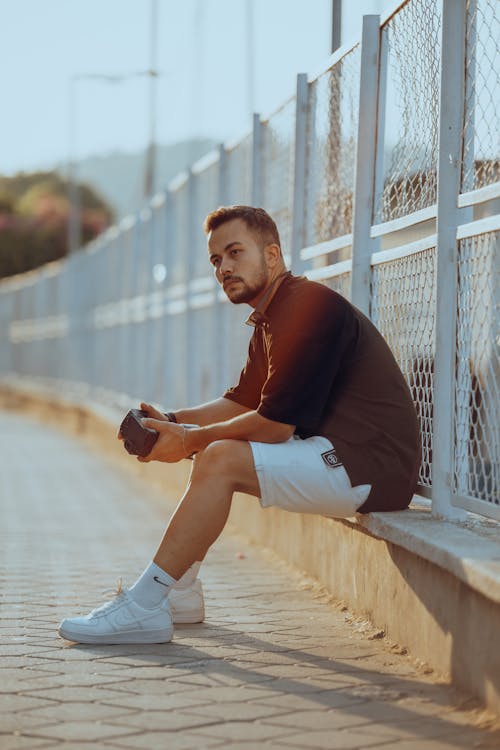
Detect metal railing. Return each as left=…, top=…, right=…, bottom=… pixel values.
left=0, top=0, right=498, bottom=520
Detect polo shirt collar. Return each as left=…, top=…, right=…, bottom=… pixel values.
left=245, top=271, right=291, bottom=327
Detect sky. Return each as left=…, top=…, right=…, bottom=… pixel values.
left=1, top=0, right=388, bottom=176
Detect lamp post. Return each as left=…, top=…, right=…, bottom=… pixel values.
left=67, top=68, right=160, bottom=254
left=144, top=0, right=159, bottom=199
left=331, top=0, right=342, bottom=53
left=245, top=0, right=255, bottom=118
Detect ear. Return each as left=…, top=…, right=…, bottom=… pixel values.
left=264, top=243, right=281, bottom=269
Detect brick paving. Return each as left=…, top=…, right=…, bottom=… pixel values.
left=1, top=409, right=499, bottom=750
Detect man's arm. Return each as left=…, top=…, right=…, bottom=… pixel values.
left=118, top=397, right=250, bottom=443
left=139, top=409, right=294, bottom=463
left=168, top=397, right=252, bottom=426
left=134, top=397, right=251, bottom=428
left=188, top=409, right=293, bottom=450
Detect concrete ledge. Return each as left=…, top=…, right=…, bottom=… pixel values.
left=1, top=376, right=499, bottom=716
left=353, top=507, right=500, bottom=605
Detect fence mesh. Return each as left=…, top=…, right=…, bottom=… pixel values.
left=371, top=247, right=437, bottom=487
left=168, top=181, right=190, bottom=285
left=192, top=158, right=220, bottom=277
left=225, top=134, right=253, bottom=205
left=1, top=0, right=499, bottom=523
left=321, top=272, right=352, bottom=301
left=261, top=98, right=296, bottom=252
left=462, top=0, right=500, bottom=193
left=375, top=0, right=441, bottom=223
left=305, top=46, right=361, bottom=247
left=454, top=231, right=499, bottom=507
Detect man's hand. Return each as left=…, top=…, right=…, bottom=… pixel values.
left=116, top=402, right=171, bottom=441
left=137, top=418, right=189, bottom=463
left=140, top=402, right=171, bottom=422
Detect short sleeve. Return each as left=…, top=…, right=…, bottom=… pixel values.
left=222, top=331, right=267, bottom=410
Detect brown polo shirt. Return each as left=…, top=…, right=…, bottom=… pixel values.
left=223, top=273, right=420, bottom=513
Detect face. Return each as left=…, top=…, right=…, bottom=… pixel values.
left=207, top=218, right=270, bottom=305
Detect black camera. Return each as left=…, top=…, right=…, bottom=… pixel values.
left=119, top=409, right=159, bottom=457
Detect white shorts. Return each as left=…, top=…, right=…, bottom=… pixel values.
left=249, top=435, right=371, bottom=518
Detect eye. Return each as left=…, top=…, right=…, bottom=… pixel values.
left=210, top=257, right=221, bottom=267
left=230, top=248, right=240, bottom=257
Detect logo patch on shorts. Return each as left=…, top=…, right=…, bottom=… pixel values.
left=321, top=449, right=343, bottom=468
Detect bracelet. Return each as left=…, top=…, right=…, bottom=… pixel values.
left=181, top=425, right=196, bottom=459
left=164, top=411, right=177, bottom=423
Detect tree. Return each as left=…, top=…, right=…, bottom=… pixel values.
left=0, top=171, right=114, bottom=279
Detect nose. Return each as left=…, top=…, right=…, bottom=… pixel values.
left=219, top=255, right=234, bottom=277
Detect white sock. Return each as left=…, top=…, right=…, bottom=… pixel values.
left=173, top=561, right=202, bottom=590
left=128, top=561, right=177, bottom=609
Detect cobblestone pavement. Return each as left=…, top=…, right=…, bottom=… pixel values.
left=1, top=410, right=499, bottom=750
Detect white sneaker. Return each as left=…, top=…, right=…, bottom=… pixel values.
left=169, top=578, right=205, bottom=624
left=58, top=587, right=173, bottom=644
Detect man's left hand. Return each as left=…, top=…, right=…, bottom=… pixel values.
left=137, top=418, right=190, bottom=463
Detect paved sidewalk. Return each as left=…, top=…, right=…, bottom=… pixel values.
left=1, top=410, right=499, bottom=750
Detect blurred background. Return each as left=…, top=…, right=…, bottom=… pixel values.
left=1, top=0, right=498, bottom=521
left=0, top=0, right=391, bottom=275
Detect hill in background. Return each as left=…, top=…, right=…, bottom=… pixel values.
left=62, top=138, right=217, bottom=221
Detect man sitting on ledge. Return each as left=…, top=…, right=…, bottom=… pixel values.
left=59, top=205, right=420, bottom=644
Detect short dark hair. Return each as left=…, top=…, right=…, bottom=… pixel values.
left=204, top=205, right=281, bottom=251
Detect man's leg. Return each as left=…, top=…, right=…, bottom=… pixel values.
left=58, top=439, right=260, bottom=643
left=153, top=439, right=260, bottom=579
left=129, top=438, right=259, bottom=606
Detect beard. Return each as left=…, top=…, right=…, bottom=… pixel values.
left=223, top=262, right=268, bottom=304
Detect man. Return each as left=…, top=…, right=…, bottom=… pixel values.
left=59, top=205, right=420, bottom=644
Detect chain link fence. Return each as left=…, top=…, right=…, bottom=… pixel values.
left=321, top=272, right=352, bottom=301
left=190, top=158, right=220, bottom=404
left=462, top=0, right=500, bottom=193
left=0, top=1, right=498, bottom=520
left=305, top=46, right=361, bottom=247
left=371, top=246, right=436, bottom=488
left=374, top=0, right=441, bottom=223
left=454, top=230, right=499, bottom=509
left=225, top=134, right=253, bottom=205
left=261, top=98, right=296, bottom=252
left=192, top=156, right=220, bottom=277
left=167, top=179, right=190, bottom=286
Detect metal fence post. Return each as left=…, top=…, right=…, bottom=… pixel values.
left=251, top=113, right=263, bottom=206
left=186, top=169, right=197, bottom=404
left=162, top=190, right=174, bottom=408
left=290, top=73, right=309, bottom=273
left=215, top=143, right=230, bottom=395
left=350, top=15, right=381, bottom=317
left=432, top=0, right=468, bottom=520
left=453, top=0, right=476, bottom=504
left=130, top=213, right=143, bottom=401
left=461, top=0, right=477, bottom=197
left=146, top=195, right=165, bottom=403
left=373, top=22, right=388, bottom=226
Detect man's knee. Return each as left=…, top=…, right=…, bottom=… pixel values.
left=192, top=439, right=256, bottom=489
left=193, top=439, right=239, bottom=475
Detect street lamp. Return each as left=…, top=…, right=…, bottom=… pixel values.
left=331, top=0, right=342, bottom=53
left=144, top=0, right=159, bottom=199
left=67, top=68, right=160, bottom=254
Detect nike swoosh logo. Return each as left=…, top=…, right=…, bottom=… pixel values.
left=153, top=576, right=171, bottom=587
left=112, top=606, right=141, bottom=628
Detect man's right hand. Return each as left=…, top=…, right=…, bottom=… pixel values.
left=116, top=402, right=172, bottom=441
